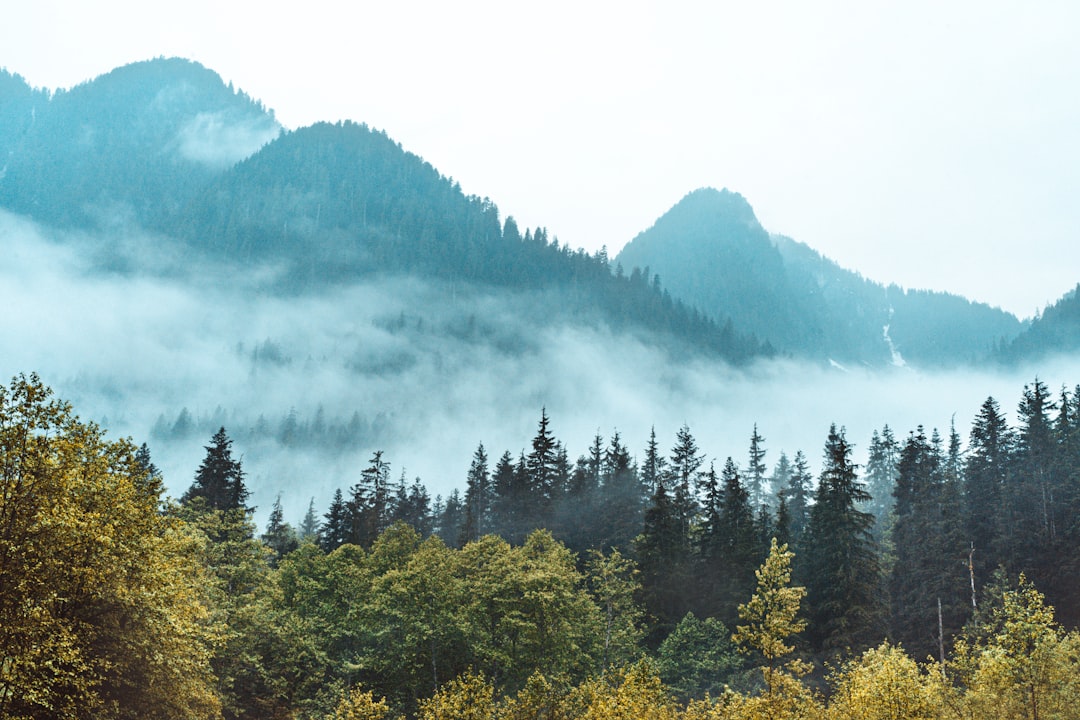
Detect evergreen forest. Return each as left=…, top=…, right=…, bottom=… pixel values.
left=4, top=372, right=1080, bottom=720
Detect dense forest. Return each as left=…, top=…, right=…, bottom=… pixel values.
left=3, top=372, right=1080, bottom=719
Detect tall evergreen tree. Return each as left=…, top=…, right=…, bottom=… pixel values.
left=668, top=424, right=703, bottom=541
left=717, top=457, right=759, bottom=624
left=641, top=426, right=667, bottom=495
left=261, top=494, right=299, bottom=564
left=636, top=472, right=690, bottom=643
left=526, top=408, right=559, bottom=520
left=964, top=396, right=1013, bottom=580
left=863, top=425, right=899, bottom=529
left=890, top=427, right=967, bottom=660
left=320, top=488, right=351, bottom=552
left=747, top=424, right=768, bottom=509
left=768, top=451, right=793, bottom=511
left=462, top=442, right=490, bottom=544
left=785, top=450, right=813, bottom=547
left=1016, top=378, right=1059, bottom=554
left=799, top=425, right=884, bottom=656
left=347, top=450, right=392, bottom=548
left=181, top=427, right=249, bottom=512
left=299, top=497, right=320, bottom=543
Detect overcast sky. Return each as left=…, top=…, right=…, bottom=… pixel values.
left=4, top=1, right=1078, bottom=318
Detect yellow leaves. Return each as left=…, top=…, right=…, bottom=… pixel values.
left=0, top=374, right=221, bottom=720
left=733, top=539, right=806, bottom=664
left=572, top=662, right=682, bottom=720
left=950, top=575, right=1080, bottom=720
left=827, top=642, right=946, bottom=720
left=331, top=687, right=400, bottom=720
left=417, top=670, right=498, bottom=720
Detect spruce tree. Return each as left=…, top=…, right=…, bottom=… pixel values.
left=785, top=450, right=812, bottom=547
left=799, top=424, right=885, bottom=656
left=717, top=456, right=759, bottom=624
left=747, top=424, right=768, bottom=509
left=889, top=427, right=967, bottom=660
left=299, top=497, right=320, bottom=543
left=863, top=425, right=899, bottom=529
left=261, top=494, right=299, bottom=564
left=636, top=474, right=690, bottom=643
left=964, top=396, right=1013, bottom=579
left=462, top=442, right=490, bottom=544
left=320, top=488, right=350, bottom=552
left=182, top=427, right=249, bottom=512
left=641, top=426, right=667, bottom=495
left=668, top=424, right=703, bottom=542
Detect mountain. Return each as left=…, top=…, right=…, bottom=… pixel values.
left=0, top=57, right=280, bottom=229
left=0, top=58, right=767, bottom=365
left=617, top=188, right=1025, bottom=367
left=999, top=284, right=1080, bottom=362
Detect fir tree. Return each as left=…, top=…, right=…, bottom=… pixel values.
left=320, top=488, right=350, bottom=552
left=462, top=442, right=490, bottom=544
left=785, top=450, right=812, bottom=547
left=747, top=424, right=768, bottom=509
left=182, top=427, right=249, bottom=512
left=964, top=395, right=1013, bottom=579
left=261, top=494, right=299, bottom=564
left=299, top=497, right=320, bottom=543
left=799, top=424, right=885, bottom=656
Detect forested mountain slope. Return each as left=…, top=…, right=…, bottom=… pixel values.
left=617, top=188, right=1025, bottom=367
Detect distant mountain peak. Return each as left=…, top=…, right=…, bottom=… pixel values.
left=666, top=187, right=761, bottom=229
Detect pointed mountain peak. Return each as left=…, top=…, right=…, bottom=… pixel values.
left=662, top=187, right=762, bottom=230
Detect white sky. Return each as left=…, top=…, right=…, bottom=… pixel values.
left=4, top=1, right=1079, bottom=319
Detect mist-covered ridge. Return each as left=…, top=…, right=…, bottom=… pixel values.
left=617, top=187, right=1029, bottom=367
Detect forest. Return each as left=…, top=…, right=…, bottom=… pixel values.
left=2, top=372, right=1080, bottom=720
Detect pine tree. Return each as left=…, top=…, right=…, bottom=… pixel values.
left=261, top=493, right=299, bottom=564
left=1016, top=378, right=1059, bottom=552
left=965, top=396, right=1013, bottom=579
left=462, top=442, right=490, bottom=544
left=641, top=427, right=666, bottom=495
left=526, top=408, right=558, bottom=521
left=717, top=457, right=759, bottom=624
left=890, top=427, right=967, bottom=660
left=863, top=425, right=899, bottom=528
left=348, top=450, right=392, bottom=548
left=320, top=488, right=350, bottom=551
left=636, top=473, right=690, bottom=643
left=668, top=424, right=703, bottom=541
left=799, top=424, right=885, bottom=656
left=182, top=427, right=249, bottom=512
left=437, top=489, right=465, bottom=547
left=299, top=497, right=320, bottom=543
left=768, top=451, right=793, bottom=511
left=747, top=424, right=768, bottom=509
left=785, top=450, right=812, bottom=547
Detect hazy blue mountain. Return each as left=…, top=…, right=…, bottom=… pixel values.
left=617, top=188, right=1025, bottom=367
left=999, top=285, right=1080, bottom=362
left=0, top=57, right=279, bottom=229
left=0, top=60, right=766, bottom=365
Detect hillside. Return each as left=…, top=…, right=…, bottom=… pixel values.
left=0, top=57, right=280, bottom=228
left=618, top=188, right=1025, bottom=367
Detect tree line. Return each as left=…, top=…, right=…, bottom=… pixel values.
left=2, top=373, right=1080, bottom=718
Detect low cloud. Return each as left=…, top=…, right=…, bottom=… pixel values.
left=3, top=209, right=1077, bottom=527
left=174, top=110, right=280, bottom=169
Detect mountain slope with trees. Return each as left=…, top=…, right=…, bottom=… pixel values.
left=617, top=188, right=1026, bottom=367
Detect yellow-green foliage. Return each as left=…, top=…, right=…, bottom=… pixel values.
left=827, top=642, right=946, bottom=720
left=330, top=687, right=399, bottom=720
left=570, top=662, right=681, bottom=720
left=417, top=670, right=498, bottom=720
left=951, top=575, right=1080, bottom=720
left=0, top=374, right=220, bottom=720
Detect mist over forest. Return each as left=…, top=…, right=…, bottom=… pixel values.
left=4, top=206, right=1078, bottom=528
left=6, top=56, right=1080, bottom=720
